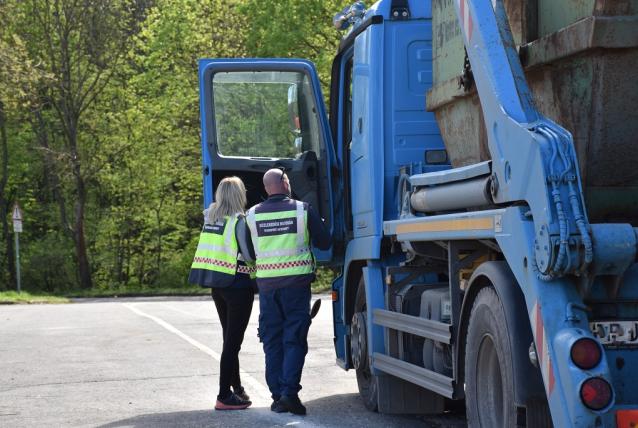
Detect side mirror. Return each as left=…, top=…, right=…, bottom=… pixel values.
left=333, top=1, right=366, bottom=31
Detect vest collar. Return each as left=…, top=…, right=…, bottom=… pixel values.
left=266, top=194, right=290, bottom=201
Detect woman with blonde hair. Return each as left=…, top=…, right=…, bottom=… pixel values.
left=189, top=176, right=256, bottom=410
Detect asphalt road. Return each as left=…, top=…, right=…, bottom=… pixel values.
left=0, top=295, right=466, bottom=427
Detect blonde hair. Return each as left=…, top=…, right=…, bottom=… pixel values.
left=205, top=176, right=247, bottom=224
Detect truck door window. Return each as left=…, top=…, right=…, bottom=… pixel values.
left=212, top=71, right=322, bottom=159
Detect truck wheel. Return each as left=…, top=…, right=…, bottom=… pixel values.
left=351, top=277, right=378, bottom=411
left=465, top=286, right=517, bottom=427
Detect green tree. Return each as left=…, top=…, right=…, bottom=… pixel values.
left=11, top=0, right=148, bottom=288
left=1, top=0, right=344, bottom=293
left=241, top=0, right=343, bottom=88
left=91, top=0, right=248, bottom=288
left=0, top=1, right=52, bottom=289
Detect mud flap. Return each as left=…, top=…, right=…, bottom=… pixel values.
left=377, top=374, right=445, bottom=414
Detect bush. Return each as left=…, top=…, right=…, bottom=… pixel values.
left=21, top=233, right=77, bottom=292
left=312, top=267, right=336, bottom=293
left=155, top=234, right=199, bottom=289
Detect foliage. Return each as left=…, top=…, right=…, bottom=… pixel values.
left=21, top=232, right=77, bottom=292
left=88, top=0, right=247, bottom=291
left=213, top=72, right=323, bottom=159
left=240, top=0, right=343, bottom=91
left=0, top=0, right=348, bottom=294
left=0, top=291, right=70, bottom=304
left=312, top=267, right=336, bottom=293
left=1, top=0, right=153, bottom=289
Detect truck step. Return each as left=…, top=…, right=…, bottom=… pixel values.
left=373, top=308, right=451, bottom=344
left=373, top=352, right=455, bottom=398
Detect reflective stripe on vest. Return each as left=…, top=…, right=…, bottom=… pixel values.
left=237, top=252, right=257, bottom=278
left=246, top=200, right=314, bottom=278
left=191, top=214, right=256, bottom=277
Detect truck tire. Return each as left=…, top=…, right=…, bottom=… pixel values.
left=465, top=286, right=517, bottom=427
left=351, top=277, right=379, bottom=411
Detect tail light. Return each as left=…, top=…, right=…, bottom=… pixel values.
left=580, top=377, right=613, bottom=411
left=331, top=290, right=339, bottom=301
left=571, top=338, right=602, bottom=369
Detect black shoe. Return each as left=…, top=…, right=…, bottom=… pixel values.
left=215, top=393, right=252, bottom=411
left=271, top=399, right=287, bottom=413
left=279, top=395, right=307, bottom=415
left=233, top=386, right=250, bottom=401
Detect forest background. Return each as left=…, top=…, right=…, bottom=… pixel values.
left=0, top=0, right=343, bottom=296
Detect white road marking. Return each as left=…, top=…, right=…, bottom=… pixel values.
left=160, top=302, right=209, bottom=319
left=123, top=302, right=271, bottom=404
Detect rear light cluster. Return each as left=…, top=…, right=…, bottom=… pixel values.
left=571, top=338, right=602, bottom=370
left=571, top=338, right=613, bottom=411
left=580, top=377, right=613, bottom=411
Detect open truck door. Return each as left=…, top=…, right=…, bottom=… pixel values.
left=198, top=59, right=339, bottom=263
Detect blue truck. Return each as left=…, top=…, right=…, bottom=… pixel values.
left=197, top=0, right=638, bottom=426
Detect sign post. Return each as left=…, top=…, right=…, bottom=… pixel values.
left=12, top=203, right=22, bottom=293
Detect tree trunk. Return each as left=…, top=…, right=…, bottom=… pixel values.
left=70, top=125, right=92, bottom=289
left=33, top=110, right=70, bottom=233
left=0, top=102, right=16, bottom=290
left=155, top=195, right=165, bottom=279
left=74, top=208, right=92, bottom=289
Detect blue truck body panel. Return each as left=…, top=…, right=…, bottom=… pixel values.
left=350, top=22, right=384, bottom=239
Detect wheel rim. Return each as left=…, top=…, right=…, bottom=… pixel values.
left=351, top=311, right=368, bottom=371
left=476, top=334, right=504, bottom=427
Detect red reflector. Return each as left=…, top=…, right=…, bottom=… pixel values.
left=571, top=338, right=602, bottom=370
left=331, top=290, right=338, bottom=302
left=617, top=409, right=638, bottom=428
left=580, top=377, right=613, bottom=411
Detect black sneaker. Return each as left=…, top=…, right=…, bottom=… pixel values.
left=278, top=395, right=307, bottom=415
left=215, top=393, right=252, bottom=411
left=233, top=386, right=250, bottom=401
left=271, top=399, right=287, bottom=413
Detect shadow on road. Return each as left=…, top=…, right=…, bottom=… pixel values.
left=97, top=409, right=217, bottom=428
left=96, top=393, right=465, bottom=428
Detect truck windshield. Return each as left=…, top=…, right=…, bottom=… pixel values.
left=212, top=70, right=322, bottom=159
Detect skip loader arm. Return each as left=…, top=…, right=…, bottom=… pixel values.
left=453, top=0, right=638, bottom=426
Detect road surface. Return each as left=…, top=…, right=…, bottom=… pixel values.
left=0, top=295, right=466, bottom=427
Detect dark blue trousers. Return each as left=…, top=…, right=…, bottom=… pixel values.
left=258, top=285, right=311, bottom=399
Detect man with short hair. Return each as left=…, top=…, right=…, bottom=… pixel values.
left=245, top=168, right=331, bottom=415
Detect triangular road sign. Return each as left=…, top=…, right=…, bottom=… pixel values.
left=12, top=203, right=23, bottom=221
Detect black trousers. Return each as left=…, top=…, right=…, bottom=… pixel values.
left=211, top=286, right=254, bottom=400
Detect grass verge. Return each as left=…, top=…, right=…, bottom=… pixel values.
left=2, top=268, right=336, bottom=302
left=0, top=291, right=70, bottom=304
left=64, top=285, right=210, bottom=298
